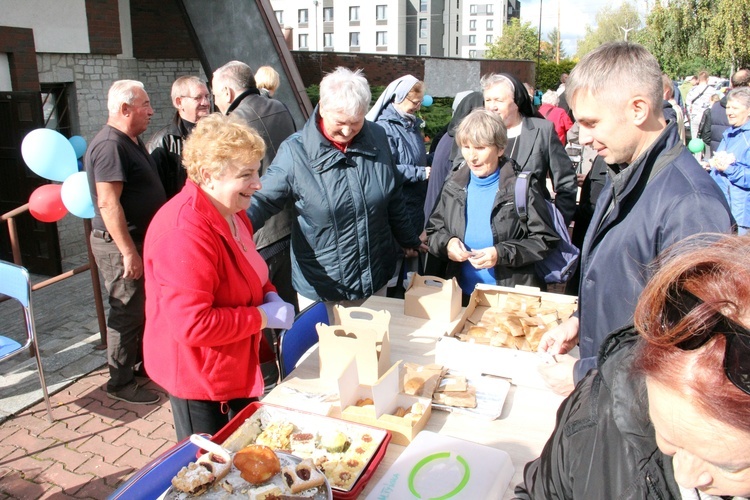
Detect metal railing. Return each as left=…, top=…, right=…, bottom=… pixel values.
left=1, top=204, right=107, bottom=348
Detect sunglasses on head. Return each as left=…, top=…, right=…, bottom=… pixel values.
left=666, top=289, right=750, bottom=396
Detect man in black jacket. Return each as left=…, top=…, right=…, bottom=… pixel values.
left=147, top=76, right=210, bottom=198
left=212, top=61, right=298, bottom=392
left=537, top=42, right=732, bottom=395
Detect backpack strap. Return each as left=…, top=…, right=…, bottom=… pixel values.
left=514, top=171, right=531, bottom=223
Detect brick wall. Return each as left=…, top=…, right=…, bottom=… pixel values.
left=0, top=27, right=40, bottom=91
left=131, top=0, right=199, bottom=60
left=292, top=52, right=427, bottom=87
left=85, top=0, right=122, bottom=55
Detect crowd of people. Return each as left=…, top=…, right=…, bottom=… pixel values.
left=83, top=40, right=749, bottom=497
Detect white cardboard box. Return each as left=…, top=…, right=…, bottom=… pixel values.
left=404, top=274, right=462, bottom=322
left=435, top=284, right=578, bottom=389
left=365, top=430, right=514, bottom=499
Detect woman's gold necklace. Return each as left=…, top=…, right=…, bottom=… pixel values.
left=230, top=216, right=247, bottom=252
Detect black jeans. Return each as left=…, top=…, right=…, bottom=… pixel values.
left=169, top=395, right=257, bottom=441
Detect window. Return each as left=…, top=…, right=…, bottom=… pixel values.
left=323, top=7, right=333, bottom=22
left=376, top=5, right=387, bottom=20
left=274, top=10, right=283, bottom=25
left=298, top=33, right=308, bottom=48
left=486, top=19, right=493, bottom=30
left=486, top=3, right=493, bottom=14
left=420, top=0, right=428, bottom=12
left=469, top=50, right=477, bottom=58
left=469, top=19, right=476, bottom=30
left=350, top=6, right=359, bottom=21
left=350, top=32, right=360, bottom=46
left=486, top=34, right=493, bottom=44
left=469, top=35, right=476, bottom=45
left=419, top=44, right=427, bottom=55
left=376, top=31, right=387, bottom=46
left=323, top=32, right=333, bottom=47
left=298, top=9, right=308, bottom=24
left=419, top=19, right=427, bottom=38
left=470, top=4, right=477, bottom=14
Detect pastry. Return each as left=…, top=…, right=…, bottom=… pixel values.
left=250, top=483, right=283, bottom=499
left=196, top=451, right=231, bottom=482
left=465, top=325, right=489, bottom=338
left=256, top=421, right=295, bottom=450
left=281, top=458, right=327, bottom=493
left=171, top=461, right=215, bottom=495
left=319, top=430, right=349, bottom=453
left=233, top=444, right=281, bottom=485
left=289, top=432, right=316, bottom=458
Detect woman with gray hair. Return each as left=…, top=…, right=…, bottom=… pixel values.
left=538, top=89, right=574, bottom=145
left=710, top=86, right=750, bottom=235
left=248, top=67, right=425, bottom=310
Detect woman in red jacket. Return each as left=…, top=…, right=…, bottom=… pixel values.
left=143, top=113, right=294, bottom=439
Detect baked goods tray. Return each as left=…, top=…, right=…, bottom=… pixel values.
left=208, top=402, right=391, bottom=500
left=431, top=373, right=511, bottom=420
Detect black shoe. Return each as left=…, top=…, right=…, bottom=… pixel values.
left=107, top=382, right=159, bottom=405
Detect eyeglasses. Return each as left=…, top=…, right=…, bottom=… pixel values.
left=666, top=289, right=750, bottom=395
left=404, top=97, right=422, bottom=107
left=181, top=94, right=212, bottom=103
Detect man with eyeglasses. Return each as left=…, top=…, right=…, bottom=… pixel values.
left=147, top=76, right=211, bottom=199
left=212, top=60, right=298, bottom=393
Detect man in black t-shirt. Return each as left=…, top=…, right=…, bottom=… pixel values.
left=86, top=80, right=166, bottom=405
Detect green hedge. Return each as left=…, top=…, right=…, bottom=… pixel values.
left=535, top=61, right=577, bottom=92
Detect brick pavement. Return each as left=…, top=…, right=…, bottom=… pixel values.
left=0, top=368, right=177, bottom=499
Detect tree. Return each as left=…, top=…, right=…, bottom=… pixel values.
left=547, top=28, right=568, bottom=61
left=707, top=0, right=750, bottom=68
left=485, top=18, right=538, bottom=60
left=576, top=2, right=643, bottom=58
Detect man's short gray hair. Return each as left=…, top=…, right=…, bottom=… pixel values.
left=541, top=90, right=559, bottom=106
left=213, top=61, right=255, bottom=92
left=728, top=87, right=750, bottom=110
left=319, top=67, right=371, bottom=116
left=108, top=80, right=145, bottom=116
left=171, top=76, right=207, bottom=104
left=566, top=42, right=663, bottom=112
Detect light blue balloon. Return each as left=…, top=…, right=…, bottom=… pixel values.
left=61, top=171, right=95, bottom=219
left=21, top=128, right=78, bottom=182
left=422, top=94, right=434, bottom=107
left=69, top=135, right=87, bottom=159
left=688, top=138, right=705, bottom=153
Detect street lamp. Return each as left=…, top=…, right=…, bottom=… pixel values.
left=313, top=0, right=319, bottom=51
left=537, top=0, right=543, bottom=69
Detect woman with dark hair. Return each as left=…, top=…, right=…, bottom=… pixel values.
left=516, top=233, right=750, bottom=499
left=481, top=73, right=577, bottom=225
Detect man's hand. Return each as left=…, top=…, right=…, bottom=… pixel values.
left=538, top=316, right=580, bottom=355
left=122, top=251, right=144, bottom=280
left=467, top=246, right=498, bottom=270
left=538, top=354, right=577, bottom=396
left=446, top=238, right=471, bottom=262
left=425, top=166, right=432, bottom=180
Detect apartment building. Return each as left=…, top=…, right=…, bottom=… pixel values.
left=271, top=0, right=521, bottom=57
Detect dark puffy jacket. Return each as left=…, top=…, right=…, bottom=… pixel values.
left=426, top=158, right=559, bottom=289
left=709, top=97, right=730, bottom=153
left=228, top=89, right=297, bottom=250
left=146, top=113, right=193, bottom=199
left=375, top=103, right=428, bottom=233
left=573, top=122, right=732, bottom=381
left=248, top=107, right=421, bottom=301
left=514, top=328, right=683, bottom=499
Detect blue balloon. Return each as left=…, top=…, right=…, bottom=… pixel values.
left=422, top=94, right=434, bottom=107
left=61, top=171, right=95, bottom=219
left=21, top=128, right=78, bottom=182
left=77, top=159, right=84, bottom=172
left=69, top=135, right=87, bottom=159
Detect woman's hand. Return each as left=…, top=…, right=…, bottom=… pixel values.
left=258, top=294, right=295, bottom=329
left=446, top=238, right=472, bottom=262
left=468, top=246, right=498, bottom=270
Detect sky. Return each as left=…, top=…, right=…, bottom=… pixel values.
left=519, top=0, right=638, bottom=56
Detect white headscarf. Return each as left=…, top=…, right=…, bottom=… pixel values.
left=366, top=74, right=420, bottom=122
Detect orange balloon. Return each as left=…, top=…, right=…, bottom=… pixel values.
left=29, top=184, right=68, bottom=222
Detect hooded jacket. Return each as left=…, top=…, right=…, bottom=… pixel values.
left=574, top=122, right=732, bottom=381
left=514, top=327, right=683, bottom=499
left=248, top=106, right=421, bottom=301
left=143, top=180, right=274, bottom=401
left=710, top=119, right=750, bottom=229
left=426, top=158, right=559, bottom=289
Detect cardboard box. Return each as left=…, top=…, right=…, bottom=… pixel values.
left=339, top=359, right=431, bottom=446
left=404, top=274, right=462, bottom=322
left=317, top=305, right=391, bottom=386
left=435, top=284, right=578, bottom=389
